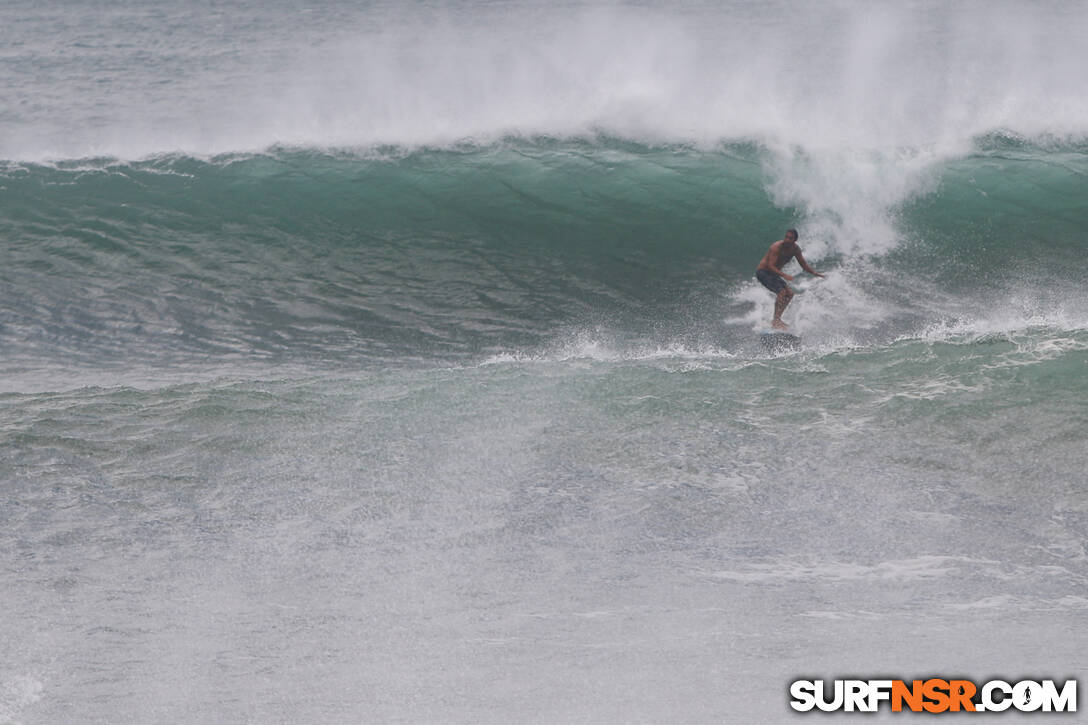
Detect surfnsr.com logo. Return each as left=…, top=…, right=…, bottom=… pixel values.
left=789, top=679, right=1077, bottom=713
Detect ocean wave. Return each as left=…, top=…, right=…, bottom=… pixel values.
left=1, top=140, right=1086, bottom=366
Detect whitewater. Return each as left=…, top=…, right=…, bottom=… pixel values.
left=2, top=1, right=1087, bottom=722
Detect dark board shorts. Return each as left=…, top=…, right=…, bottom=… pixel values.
left=756, top=269, right=788, bottom=294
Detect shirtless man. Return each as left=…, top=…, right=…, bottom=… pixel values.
left=756, top=229, right=824, bottom=330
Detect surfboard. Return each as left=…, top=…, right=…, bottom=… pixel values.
left=759, top=330, right=802, bottom=351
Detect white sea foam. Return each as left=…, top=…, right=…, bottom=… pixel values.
left=698, top=555, right=986, bottom=584
left=0, top=674, right=43, bottom=725
left=4, top=2, right=1088, bottom=158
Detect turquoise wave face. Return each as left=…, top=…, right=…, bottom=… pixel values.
left=2, top=139, right=1086, bottom=366
left=900, top=143, right=1088, bottom=286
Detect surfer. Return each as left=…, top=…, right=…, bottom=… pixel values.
left=755, top=229, right=824, bottom=330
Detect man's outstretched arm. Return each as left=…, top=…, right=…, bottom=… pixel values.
left=795, top=250, right=825, bottom=277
